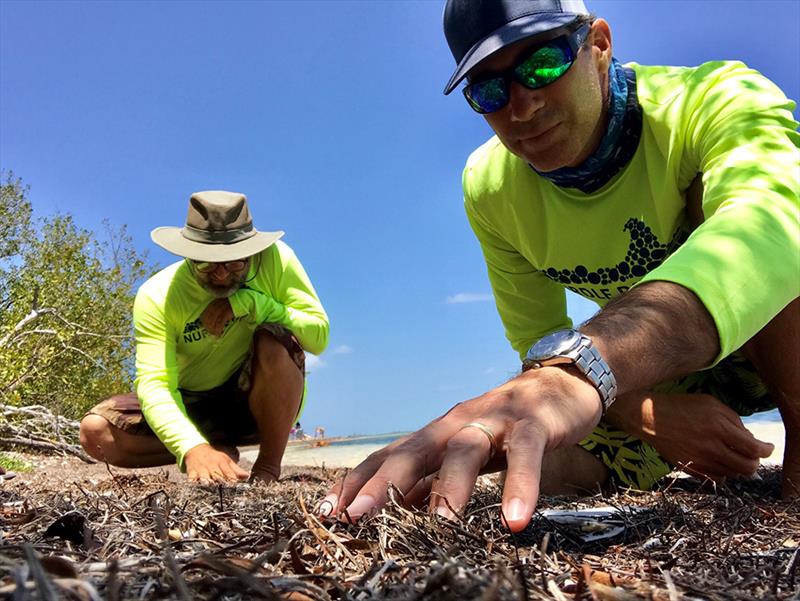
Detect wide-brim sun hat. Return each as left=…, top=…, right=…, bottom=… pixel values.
left=151, top=190, right=284, bottom=262
left=443, top=0, right=589, bottom=95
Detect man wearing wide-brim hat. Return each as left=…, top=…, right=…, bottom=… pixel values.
left=80, top=191, right=329, bottom=483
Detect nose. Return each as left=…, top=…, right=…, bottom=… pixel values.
left=507, top=80, right=544, bottom=123
left=211, top=263, right=230, bottom=278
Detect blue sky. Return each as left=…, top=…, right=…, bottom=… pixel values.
left=1, top=1, right=798, bottom=437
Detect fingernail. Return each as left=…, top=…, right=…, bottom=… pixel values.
left=504, top=497, right=526, bottom=523
left=345, top=494, right=376, bottom=518
left=434, top=504, right=455, bottom=520
left=317, top=494, right=338, bottom=516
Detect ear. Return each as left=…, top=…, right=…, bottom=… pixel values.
left=590, top=18, right=613, bottom=74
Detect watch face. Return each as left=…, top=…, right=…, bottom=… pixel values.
left=528, top=329, right=582, bottom=360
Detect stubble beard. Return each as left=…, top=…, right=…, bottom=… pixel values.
left=194, top=270, right=249, bottom=299
left=199, top=281, right=242, bottom=298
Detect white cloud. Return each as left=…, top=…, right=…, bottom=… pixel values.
left=332, top=344, right=353, bottom=354
left=445, top=292, right=493, bottom=304
left=305, top=355, right=326, bottom=371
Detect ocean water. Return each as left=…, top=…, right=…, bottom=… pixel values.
left=743, top=408, right=782, bottom=424
left=277, top=433, right=407, bottom=468
left=273, top=409, right=784, bottom=469
left=324, top=433, right=407, bottom=447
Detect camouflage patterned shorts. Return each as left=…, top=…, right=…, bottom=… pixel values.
left=532, top=352, right=775, bottom=491
left=88, top=324, right=305, bottom=447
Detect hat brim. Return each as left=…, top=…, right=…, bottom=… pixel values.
left=443, top=13, right=581, bottom=95
left=150, top=227, right=284, bottom=262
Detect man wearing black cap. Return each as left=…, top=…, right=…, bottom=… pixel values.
left=80, top=191, right=329, bottom=484
left=323, top=0, right=798, bottom=530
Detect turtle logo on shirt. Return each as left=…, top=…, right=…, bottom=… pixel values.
left=543, top=218, right=690, bottom=301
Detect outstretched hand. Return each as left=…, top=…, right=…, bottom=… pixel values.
left=200, top=298, right=234, bottom=337
left=185, top=443, right=249, bottom=484
left=320, top=366, right=603, bottom=532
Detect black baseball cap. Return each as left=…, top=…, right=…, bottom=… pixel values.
left=443, top=0, right=590, bottom=94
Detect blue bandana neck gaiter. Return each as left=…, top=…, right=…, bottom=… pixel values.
left=533, top=58, right=643, bottom=194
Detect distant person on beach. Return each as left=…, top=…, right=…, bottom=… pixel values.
left=80, top=191, right=329, bottom=483
left=323, top=0, right=799, bottom=530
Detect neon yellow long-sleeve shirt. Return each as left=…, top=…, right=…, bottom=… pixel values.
left=134, top=240, right=329, bottom=467
left=463, top=61, right=799, bottom=363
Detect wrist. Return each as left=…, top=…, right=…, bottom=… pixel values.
left=552, top=364, right=604, bottom=417
left=185, top=442, right=211, bottom=458
left=518, top=364, right=604, bottom=420
left=524, top=329, right=617, bottom=414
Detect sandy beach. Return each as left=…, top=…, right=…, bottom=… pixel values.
left=243, top=418, right=788, bottom=470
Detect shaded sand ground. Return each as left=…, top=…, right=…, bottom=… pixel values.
left=242, top=419, right=788, bottom=470
left=2, top=420, right=792, bottom=598
left=4, top=458, right=796, bottom=599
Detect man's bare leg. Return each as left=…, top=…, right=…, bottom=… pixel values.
left=539, top=446, right=609, bottom=495
left=247, top=330, right=304, bottom=482
left=79, top=414, right=174, bottom=467
left=742, top=297, right=800, bottom=499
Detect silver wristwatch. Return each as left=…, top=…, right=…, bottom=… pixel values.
left=523, top=329, right=617, bottom=413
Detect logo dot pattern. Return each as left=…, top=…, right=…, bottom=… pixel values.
left=544, top=218, right=690, bottom=287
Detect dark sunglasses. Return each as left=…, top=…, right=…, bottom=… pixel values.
left=191, top=259, right=247, bottom=273
left=463, top=23, right=591, bottom=114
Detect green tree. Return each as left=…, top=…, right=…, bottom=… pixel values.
left=0, top=171, right=154, bottom=419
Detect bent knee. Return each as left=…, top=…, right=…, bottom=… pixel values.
left=253, top=330, right=298, bottom=367
left=79, top=414, right=113, bottom=455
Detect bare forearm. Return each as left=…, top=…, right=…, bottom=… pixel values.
left=581, top=281, right=720, bottom=395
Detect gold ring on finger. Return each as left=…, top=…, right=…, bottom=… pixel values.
left=459, top=422, right=497, bottom=457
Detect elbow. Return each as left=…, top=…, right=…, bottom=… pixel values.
left=303, top=318, right=329, bottom=356
left=307, top=320, right=330, bottom=356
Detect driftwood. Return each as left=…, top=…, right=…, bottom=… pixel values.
left=0, top=403, right=95, bottom=463
left=0, top=303, right=119, bottom=465
left=1, top=461, right=797, bottom=599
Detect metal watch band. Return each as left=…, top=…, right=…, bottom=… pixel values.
left=573, top=336, right=617, bottom=413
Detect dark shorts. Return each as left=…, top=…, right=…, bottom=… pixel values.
left=88, top=324, right=305, bottom=447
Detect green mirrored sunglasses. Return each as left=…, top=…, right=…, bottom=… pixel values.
left=463, top=23, right=591, bottom=114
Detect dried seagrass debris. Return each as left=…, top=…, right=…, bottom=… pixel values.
left=0, top=458, right=797, bottom=600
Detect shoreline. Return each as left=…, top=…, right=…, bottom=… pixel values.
left=286, top=431, right=409, bottom=446
left=259, top=417, right=787, bottom=470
